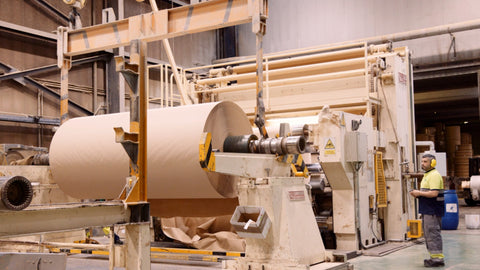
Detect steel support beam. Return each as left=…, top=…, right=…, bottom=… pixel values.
left=414, top=87, right=478, bottom=104
left=0, top=202, right=130, bottom=238
left=0, top=54, right=108, bottom=81
left=0, top=114, right=60, bottom=126
left=416, top=107, right=479, bottom=121
left=0, top=62, right=92, bottom=116
left=33, top=0, right=70, bottom=24
left=0, top=20, right=56, bottom=42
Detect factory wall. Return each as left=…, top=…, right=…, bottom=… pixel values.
left=236, top=0, right=480, bottom=160
left=0, top=0, right=217, bottom=148
left=237, top=0, right=480, bottom=66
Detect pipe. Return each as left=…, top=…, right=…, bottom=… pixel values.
left=362, top=18, right=480, bottom=45
left=196, top=57, right=365, bottom=85
left=42, top=241, right=109, bottom=250
left=415, top=141, right=435, bottom=153
left=402, top=172, right=425, bottom=179
left=214, top=18, right=480, bottom=66
left=196, top=69, right=365, bottom=94
left=0, top=176, right=33, bottom=211
left=33, top=153, right=49, bottom=165
left=231, top=47, right=365, bottom=75
left=211, top=42, right=367, bottom=66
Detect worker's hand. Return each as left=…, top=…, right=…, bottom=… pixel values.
left=409, top=190, right=419, bottom=198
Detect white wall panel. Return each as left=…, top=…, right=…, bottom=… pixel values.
left=238, top=0, right=480, bottom=65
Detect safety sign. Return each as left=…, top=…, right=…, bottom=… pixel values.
left=324, top=138, right=336, bottom=155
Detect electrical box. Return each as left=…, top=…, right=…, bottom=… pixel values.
left=345, top=132, right=368, bottom=163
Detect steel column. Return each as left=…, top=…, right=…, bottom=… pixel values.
left=60, top=60, right=71, bottom=124
left=0, top=20, right=57, bottom=42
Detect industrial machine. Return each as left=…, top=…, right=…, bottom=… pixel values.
left=199, top=131, right=348, bottom=269
left=188, top=42, right=419, bottom=251
left=0, top=1, right=424, bottom=270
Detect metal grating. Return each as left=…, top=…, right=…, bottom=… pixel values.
left=375, top=151, right=388, bottom=208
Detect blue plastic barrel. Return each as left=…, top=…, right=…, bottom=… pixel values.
left=442, top=190, right=459, bottom=230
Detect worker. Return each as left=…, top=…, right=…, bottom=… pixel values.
left=409, top=154, right=445, bottom=267
left=103, top=226, right=123, bottom=245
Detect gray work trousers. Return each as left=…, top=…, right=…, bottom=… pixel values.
left=422, top=214, right=443, bottom=258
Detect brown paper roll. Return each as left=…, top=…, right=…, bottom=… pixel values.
left=50, top=101, right=252, bottom=200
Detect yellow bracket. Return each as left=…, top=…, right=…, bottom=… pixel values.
left=118, top=176, right=144, bottom=203
left=199, top=132, right=215, bottom=172
left=114, top=127, right=138, bottom=143
left=114, top=127, right=143, bottom=203
left=278, top=154, right=309, bottom=178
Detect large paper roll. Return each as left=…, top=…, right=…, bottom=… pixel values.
left=50, top=101, right=252, bottom=200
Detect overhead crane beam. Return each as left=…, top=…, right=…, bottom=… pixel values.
left=57, top=0, right=267, bottom=122
left=58, top=0, right=255, bottom=59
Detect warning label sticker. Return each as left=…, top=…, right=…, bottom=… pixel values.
left=324, top=138, right=336, bottom=155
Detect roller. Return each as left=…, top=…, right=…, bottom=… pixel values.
left=224, top=135, right=306, bottom=155
left=49, top=101, right=252, bottom=202
left=0, top=176, right=33, bottom=211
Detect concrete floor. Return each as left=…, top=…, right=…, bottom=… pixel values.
left=350, top=201, right=480, bottom=269
left=66, top=201, right=480, bottom=270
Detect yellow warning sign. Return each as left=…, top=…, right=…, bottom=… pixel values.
left=325, top=139, right=335, bottom=149
left=324, top=138, right=335, bottom=155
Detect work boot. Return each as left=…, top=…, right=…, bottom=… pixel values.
left=424, top=259, right=445, bottom=267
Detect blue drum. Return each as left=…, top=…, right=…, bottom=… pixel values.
left=441, top=190, right=459, bottom=230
